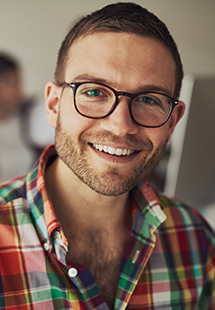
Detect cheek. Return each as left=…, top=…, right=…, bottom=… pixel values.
left=143, top=126, right=170, bottom=150
left=60, top=100, right=97, bottom=137
left=60, top=94, right=80, bottom=128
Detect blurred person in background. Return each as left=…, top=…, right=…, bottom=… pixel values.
left=0, top=53, right=54, bottom=182
left=0, top=53, right=35, bottom=182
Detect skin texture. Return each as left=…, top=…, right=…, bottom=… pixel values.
left=54, top=107, right=168, bottom=196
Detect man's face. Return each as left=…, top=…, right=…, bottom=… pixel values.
left=50, top=32, right=184, bottom=196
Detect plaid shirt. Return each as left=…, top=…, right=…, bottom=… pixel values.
left=0, top=145, right=215, bottom=310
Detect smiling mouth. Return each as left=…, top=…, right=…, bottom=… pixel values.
left=92, top=143, right=135, bottom=156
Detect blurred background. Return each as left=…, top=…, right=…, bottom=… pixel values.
left=0, top=0, right=215, bottom=227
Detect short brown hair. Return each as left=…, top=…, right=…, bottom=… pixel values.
left=0, top=53, right=19, bottom=76
left=55, top=2, right=183, bottom=98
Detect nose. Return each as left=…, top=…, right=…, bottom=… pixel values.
left=99, top=96, right=139, bottom=136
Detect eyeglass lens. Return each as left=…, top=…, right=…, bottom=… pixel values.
left=74, top=83, right=172, bottom=127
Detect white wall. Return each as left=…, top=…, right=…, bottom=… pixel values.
left=0, top=0, right=215, bottom=97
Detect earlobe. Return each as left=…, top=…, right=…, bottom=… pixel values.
left=45, top=81, right=61, bottom=128
left=168, top=100, right=185, bottom=141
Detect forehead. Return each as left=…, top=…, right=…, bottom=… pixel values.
left=65, top=32, right=176, bottom=94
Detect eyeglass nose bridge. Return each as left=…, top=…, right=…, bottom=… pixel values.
left=110, top=90, right=138, bottom=125
left=115, top=91, right=136, bottom=103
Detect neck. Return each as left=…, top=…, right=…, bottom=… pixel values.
left=45, top=157, right=132, bottom=234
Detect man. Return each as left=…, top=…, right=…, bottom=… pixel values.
left=0, top=3, right=214, bottom=309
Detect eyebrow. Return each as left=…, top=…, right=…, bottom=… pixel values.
left=72, top=74, right=174, bottom=97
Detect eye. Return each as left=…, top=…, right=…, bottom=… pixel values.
left=78, top=85, right=111, bottom=100
left=137, top=95, right=159, bottom=105
left=86, top=88, right=104, bottom=97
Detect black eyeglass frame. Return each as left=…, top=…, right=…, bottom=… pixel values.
left=59, top=81, right=179, bottom=128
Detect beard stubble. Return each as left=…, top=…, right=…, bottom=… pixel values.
left=55, top=110, right=168, bottom=196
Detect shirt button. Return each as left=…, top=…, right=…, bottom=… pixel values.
left=43, top=242, right=50, bottom=251
left=68, top=267, right=78, bottom=278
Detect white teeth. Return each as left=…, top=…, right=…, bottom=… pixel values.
left=108, top=147, right=115, bottom=155
left=92, top=144, right=135, bottom=156
left=116, top=148, right=122, bottom=156
left=104, top=145, right=108, bottom=153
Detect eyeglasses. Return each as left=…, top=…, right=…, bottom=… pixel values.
left=59, top=81, right=179, bottom=128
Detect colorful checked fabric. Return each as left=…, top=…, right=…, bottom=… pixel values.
left=0, top=145, right=215, bottom=309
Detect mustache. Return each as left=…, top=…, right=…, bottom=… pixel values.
left=80, top=130, right=153, bottom=151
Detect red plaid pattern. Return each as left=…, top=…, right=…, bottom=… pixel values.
left=0, top=145, right=215, bottom=309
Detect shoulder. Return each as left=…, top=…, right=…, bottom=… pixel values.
left=0, top=175, right=27, bottom=205
left=156, top=192, right=215, bottom=245
left=156, top=192, right=213, bottom=230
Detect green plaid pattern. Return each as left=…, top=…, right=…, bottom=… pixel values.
left=0, top=145, right=215, bottom=309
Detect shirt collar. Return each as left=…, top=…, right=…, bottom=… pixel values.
left=26, top=144, right=166, bottom=247
left=26, top=145, right=61, bottom=244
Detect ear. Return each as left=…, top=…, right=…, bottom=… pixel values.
left=168, top=100, right=185, bottom=141
left=45, top=81, right=62, bottom=128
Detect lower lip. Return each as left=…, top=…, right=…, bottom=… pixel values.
left=89, top=144, right=138, bottom=163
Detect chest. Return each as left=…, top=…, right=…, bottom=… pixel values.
left=66, top=233, right=126, bottom=309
